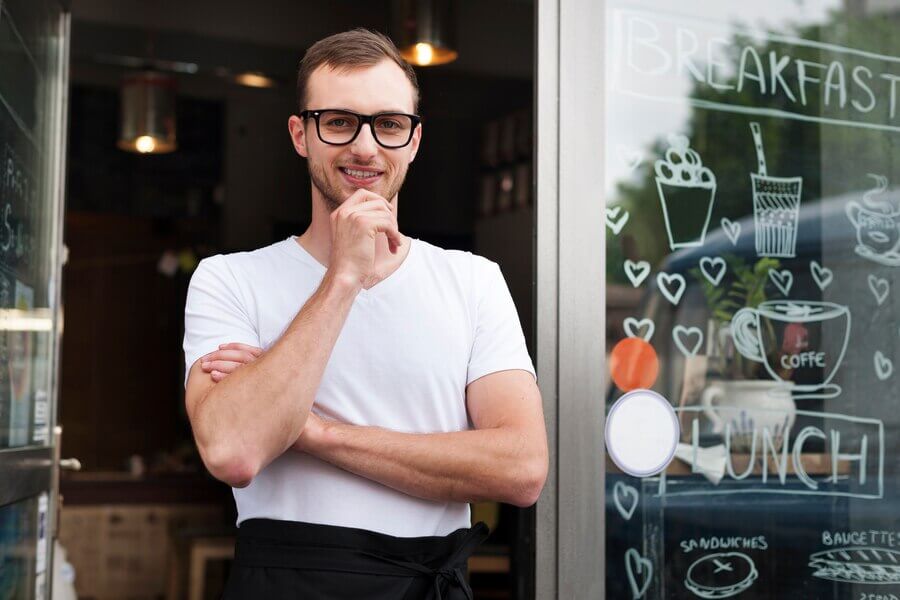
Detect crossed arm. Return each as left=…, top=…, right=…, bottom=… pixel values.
left=198, top=343, right=548, bottom=507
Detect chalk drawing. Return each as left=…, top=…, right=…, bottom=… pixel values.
left=625, top=260, right=651, bottom=287
left=699, top=256, right=727, bottom=287
left=606, top=206, right=630, bottom=235
left=749, top=122, right=802, bottom=258
left=617, top=145, right=644, bottom=173
left=846, top=174, right=900, bottom=267
left=732, top=300, right=850, bottom=399
left=869, top=274, right=890, bottom=305
left=624, top=317, right=655, bottom=342
left=768, top=269, right=794, bottom=296
left=721, top=218, right=741, bottom=246
left=875, top=351, right=893, bottom=381
left=810, top=261, right=833, bottom=291
left=654, top=134, right=717, bottom=250
left=613, top=481, right=639, bottom=521
left=657, top=272, right=687, bottom=305
left=685, top=552, right=758, bottom=599
left=625, top=548, right=653, bottom=599
left=674, top=325, right=704, bottom=357
left=809, top=547, right=900, bottom=584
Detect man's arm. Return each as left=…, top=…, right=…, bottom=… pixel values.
left=185, top=191, right=401, bottom=488
left=295, top=369, right=548, bottom=507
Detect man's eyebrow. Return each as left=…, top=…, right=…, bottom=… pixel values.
left=325, top=107, right=413, bottom=114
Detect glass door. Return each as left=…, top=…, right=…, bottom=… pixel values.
left=0, top=0, right=69, bottom=598
left=600, top=0, right=900, bottom=598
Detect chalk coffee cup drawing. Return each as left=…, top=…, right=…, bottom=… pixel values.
left=845, top=200, right=900, bottom=266
left=731, top=301, right=851, bottom=399
left=700, top=380, right=796, bottom=453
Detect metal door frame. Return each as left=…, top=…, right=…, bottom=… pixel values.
left=535, top=0, right=607, bottom=597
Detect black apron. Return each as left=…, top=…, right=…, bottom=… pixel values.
left=222, top=518, right=490, bottom=600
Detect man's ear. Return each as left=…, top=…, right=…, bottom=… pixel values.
left=288, top=115, right=308, bottom=158
left=408, top=123, right=422, bottom=163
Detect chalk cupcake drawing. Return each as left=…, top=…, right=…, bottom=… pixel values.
left=846, top=174, right=900, bottom=267
left=654, top=134, right=717, bottom=250
left=685, top=552, right=758, bottom=599
left=749, top=122, right=803, bottom=258
left=808, top=547, right=900, bottom=584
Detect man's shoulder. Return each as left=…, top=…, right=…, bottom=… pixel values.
left=196, top=238, right=292, bottom=274
left=413, top=239, right=497, bottom=276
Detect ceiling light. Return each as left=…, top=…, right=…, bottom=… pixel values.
left=234, top=71, right=278, bottom=88
left=117, top=71, right=177, bottom=154
left=393, top=0, right=458, bottom=67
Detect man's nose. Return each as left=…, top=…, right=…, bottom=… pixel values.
left=350, top=122, right=379, bottom=159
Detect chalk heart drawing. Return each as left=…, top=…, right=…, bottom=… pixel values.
left=749, top=122, right=803, bottom=258
left=617, top=145, right=644, bottom=172
left=875, top=351, right=893, bottom=381
left=624, top=260, right=651, bottom=288
left=810, top=261, right=833, bottom=291
left=673, top=326, right=704, bottom=358
left=625, top=548, right=653, bottom=599
left=624, top=317, right=655, bottom=342
left=613, top=481, right=639, bottom=521
left=699, top=256, right=727, bottom=287
left=657, top=272, right=687, bottom=305
left=685, top=552, right=759, bottom=599
left=721, top=218, right=741, bottom=246
left=868, top=274, right=890, bottom=305
left=768, top=269, right=793, bottom=296
left=809, top=546, right=900, bottom=584
left=606, top=206, right=630, bottom=235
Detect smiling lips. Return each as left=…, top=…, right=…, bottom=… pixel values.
left=339, top=166, right=383, bottom=185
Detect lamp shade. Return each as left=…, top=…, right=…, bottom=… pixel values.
left=117, top=71, right=177, bottom=154
left=393, top=0, right=458, bottom=66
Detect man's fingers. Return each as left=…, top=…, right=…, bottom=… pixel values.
left=218, top=343, right=263, bottom=357
left=201, top=349, right=258, bottom=364
left=202, top=360, right=243, bottom=373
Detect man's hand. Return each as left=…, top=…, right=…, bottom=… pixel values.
left=329, top=189, right=403, bottom=288
left=199, top=343, right=263, bottom=382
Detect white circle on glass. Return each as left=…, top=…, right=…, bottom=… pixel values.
left=605, top=389, right=679, bottom=477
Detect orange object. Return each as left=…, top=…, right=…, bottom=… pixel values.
left=609, top=338, right=659, bottom=391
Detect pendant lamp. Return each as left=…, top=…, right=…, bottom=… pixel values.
left=117, top=71, right=177, bottom=154
left=393, top=0, right=458, bottom=67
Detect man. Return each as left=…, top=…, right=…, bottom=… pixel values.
left=183, top=28, right=547, bottom=599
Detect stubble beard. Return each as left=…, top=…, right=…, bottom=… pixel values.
left=308, top=160, right=407, bottom=213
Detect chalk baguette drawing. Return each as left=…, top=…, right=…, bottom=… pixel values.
left=874, top=351, right=893, bottom=381
left=685, top=552, right=758, bottom=599
left=809, top=547, right=900, bottom=584
left=810, top=261, right=833, bottom=291
left=606, top=206, right=630, bottom=235
left=624, top=317, right=655, bottom=342
left=732, top=300, right=850, bottom=399
left=673, top=325, right=704, bottom=358
left=721, top=218, right=741, bottom=246
left=767, top=269, right=793, bottom=296
left=613, top=481, right=639, bottom=521
left=625, top=548, right=653, bottom=599
left=868, top=274, right=890, bottom=305
left=699, top=256, right=726, bottom=287
left=846, top=174, right=900, bottom=267
left=654, top=134, right=717, bottom=250
left=625, top=260, right=651, bottom=287
left=657, top=272, right=687, bottom=305
left=655, top=406, right=884, bottom=499
left=749, top=122, right=802, bottom=258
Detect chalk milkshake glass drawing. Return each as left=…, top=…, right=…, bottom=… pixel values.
left=845, top=173, right=900, bottom=266
left=654, top=134, right=717, bottom=250
left=731, top=300, right=851, bottom=400
left=749, top=122, right=803, bottom=258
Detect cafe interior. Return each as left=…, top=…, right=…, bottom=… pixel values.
left=56, top=0, right=536, bottom=598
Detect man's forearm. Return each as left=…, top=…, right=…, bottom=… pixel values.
left=193, top=272, right=360, bottom=483
left=299, top=422, right=546, bottom=507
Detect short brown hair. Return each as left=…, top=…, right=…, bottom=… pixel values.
left=296, top=28, right=420, bottom=113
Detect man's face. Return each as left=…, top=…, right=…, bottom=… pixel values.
left=290, top=59, right=422, bottom=211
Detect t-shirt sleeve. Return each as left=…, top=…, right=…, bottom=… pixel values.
left=466, top=259, right=536, bottom=386
left=183, top=256, right=260, bottom=388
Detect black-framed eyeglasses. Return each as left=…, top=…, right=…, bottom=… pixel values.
left=300, top=109, right=421, bottom=149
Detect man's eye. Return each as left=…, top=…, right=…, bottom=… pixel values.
left=379, top=120, right=400, bottom=129
left=327, top=119, right=352, bottom=127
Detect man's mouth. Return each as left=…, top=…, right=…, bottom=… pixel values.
left=339, top=166, right=384, bottom=185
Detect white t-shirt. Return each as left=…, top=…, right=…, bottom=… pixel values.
left=183, top=236, right=535, bottom=537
